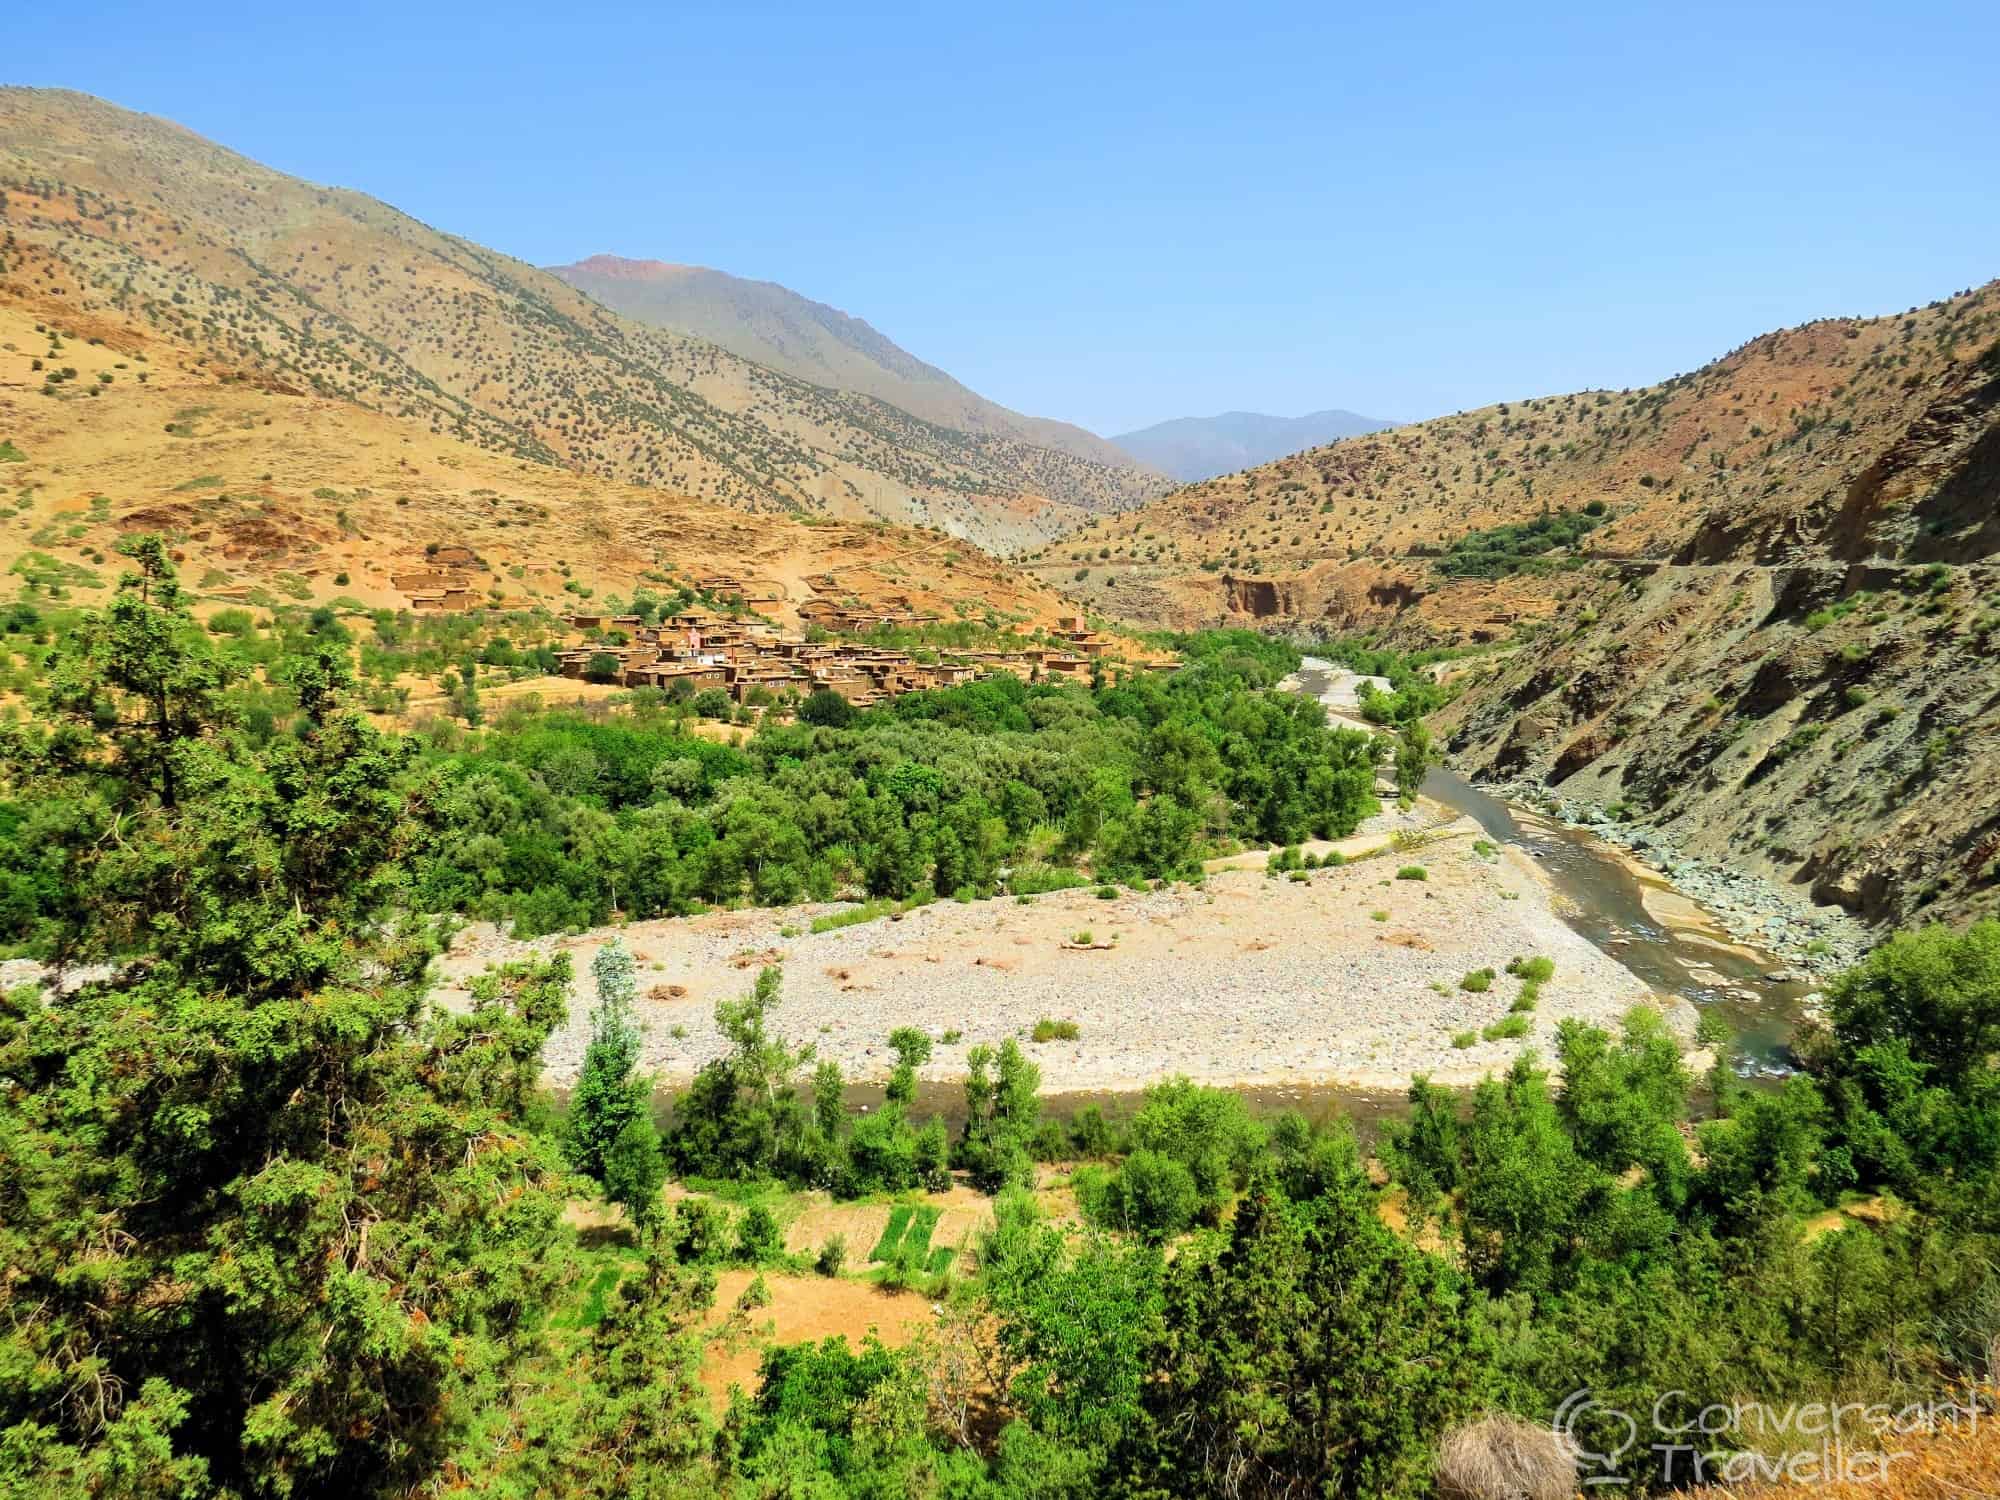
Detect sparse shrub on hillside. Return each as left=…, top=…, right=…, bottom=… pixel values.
left=814, top=1232, right=848, bottom=1277
left=1396, top=865, right=1428, bottom=881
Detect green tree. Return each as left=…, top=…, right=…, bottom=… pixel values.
left=1393, top=719, right=1433, bottom=801
left=667, top=966, right=818, bottom=1181
left=566, top=938, right=650, bottom=1182
left=0, top=541, right=728, bottom=1495
left=958, top=1039, right=1042, bottom=1191
left=0, top=540, right=621, bottom=1493
left=798, top=687, right=856, bottom=727
left=1813, top=920, right=2000, bottom=1196
left=1128, top=1160, right=1492, bottom=1498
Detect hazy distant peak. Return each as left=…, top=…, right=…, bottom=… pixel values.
left=1111, top=408, right=1397, bottom=483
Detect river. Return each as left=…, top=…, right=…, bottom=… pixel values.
left=1290, top=658, right=1811, bottom=1079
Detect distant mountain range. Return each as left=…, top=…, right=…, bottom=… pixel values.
left=1110, top=409, right=1398, bottom=483
left=546, top=255, right=1152, bottom=478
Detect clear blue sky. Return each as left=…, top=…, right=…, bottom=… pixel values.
left=16, top=0, right=1999, bottom=436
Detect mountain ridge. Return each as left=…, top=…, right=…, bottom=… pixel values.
left=0, top=87, right=1164, bottom=555
left=1038, top=280, right=2000, bottom=931
left=546, top=252, right=1156, bottom=480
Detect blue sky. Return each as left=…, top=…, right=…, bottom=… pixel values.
left=15, top=0, right=1998, bottom=435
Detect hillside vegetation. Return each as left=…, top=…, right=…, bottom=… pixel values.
left=1038, top=283, right=2000, bottom=931
left=0, top=88, right=1163, bottom=554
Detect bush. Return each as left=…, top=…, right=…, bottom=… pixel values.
left=668, top=1197, right=731, bottom=1264
left=1122, top=1077, right=1264, bottom=1222
left=815, top=1233, right=848, bottom=1277
left=601, top=1115, right=666, bottom=1232
left=1084, top=1148, right=1200, bottom=1240
left=1506, top=956, right=1555, bottom=983
left=1031, top=1018, right=1080, bottom=1042
left=1460, top=968, right=1495, bottom=993
left=734, top=1202, right=785, bottom=1264
left=1482, top=1014, right=1531, bottom=1042
left=1068, top=1104, right=1116, bottom=1158
left=1452, top=1031, right=1478, bottom=1049
left=1396, top=865, right=1428, bottom=881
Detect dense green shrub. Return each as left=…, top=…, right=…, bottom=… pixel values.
left=1433, top=507, right=1601, bottom=578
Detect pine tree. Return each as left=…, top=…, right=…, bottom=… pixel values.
left=0, top=538, right=658, bottom=1494
left=566, top=938, right=649, bottom=1182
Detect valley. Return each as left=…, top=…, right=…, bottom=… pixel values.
left=2, top=60, right=1996, bottom=1500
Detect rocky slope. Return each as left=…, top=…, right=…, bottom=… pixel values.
left=0, top=247, right=1085, bottom=631
left=0, top=88, right=1161, bottom=555
left=1045, top=283, right=2000, bottom=931
left=547, top=255, right=1153, bottom=478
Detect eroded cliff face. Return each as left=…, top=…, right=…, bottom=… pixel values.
left=1430, top=343, right=1999, bottom=929
left=1434, top=553, right=1999, bottom=929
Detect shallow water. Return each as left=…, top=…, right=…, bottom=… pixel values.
left=1294, top=660, right=1808, bottom=1080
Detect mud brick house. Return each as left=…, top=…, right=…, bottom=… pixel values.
left=550, top=604, right=1136, bottom=704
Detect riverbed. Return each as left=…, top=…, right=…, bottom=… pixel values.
left=1291, top=656, right=1822, bottom=1080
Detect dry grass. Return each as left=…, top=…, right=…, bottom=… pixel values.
left=1436, top=1414, right=1574, bottom=1500
left=0, top=295, right=1082, bottom=627
left=1688, top=1411, right=2000, bottom=1498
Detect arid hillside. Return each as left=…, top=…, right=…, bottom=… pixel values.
left=0, top=88, right=1164, bottom=555
left=547, top=255, right=1150, bottom=476
left=1036, top=282, right=1996, bottom=620
left=1035, top=284, right=1999, bottom=931
left=0, top=276, right=1084, bottom=631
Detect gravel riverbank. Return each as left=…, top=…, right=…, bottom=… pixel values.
left=1484, top=780, right=1874, bottom=978
left=434, top=806, right=1687, bottom=1094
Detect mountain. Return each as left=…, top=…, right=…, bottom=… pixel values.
left=0, top=88, right=1164, bottom=556
left=1037, top=283, right=2000, bottom=931
left=0, top=95, right=1091, bottom=629
left=1110, top=408, right=1396, bottom=483
left=547, top=255, right=1151, bottom=477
